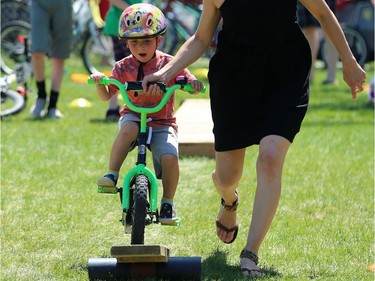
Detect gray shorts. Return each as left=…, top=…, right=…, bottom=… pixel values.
left=31, top=0, right=73, bottom=58
left=119, top=114, right=179, bottom=179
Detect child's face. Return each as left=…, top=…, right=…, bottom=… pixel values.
left=127, top=37, right=161, bottom=63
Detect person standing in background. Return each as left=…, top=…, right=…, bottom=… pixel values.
left=30, top=0, right=73, bottom=118
left=102, top=0, right=142, bottom=121
left=297, top=0, right=339, bottom=84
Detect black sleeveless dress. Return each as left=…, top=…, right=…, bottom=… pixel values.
left=208, top=0, right=311, bottom=151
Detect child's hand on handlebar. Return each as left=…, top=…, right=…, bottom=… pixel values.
left=89, top=72, right=106, bottom=85
left=188, top=79, right=204, bottom=95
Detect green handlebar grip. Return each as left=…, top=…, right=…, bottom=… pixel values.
left=87, top=77, right=109, bottom=85
left=183, top=84, right=206, bottom=93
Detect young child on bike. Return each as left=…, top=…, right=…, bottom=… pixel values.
left=90, top=3, right=204, bottom=224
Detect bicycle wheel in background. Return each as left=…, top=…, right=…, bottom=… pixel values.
left=1, top=20, right=31, bottom=74
left=81, top=30, right=114, bottom=74
left=158, top=17, right=178, bottom=55
left=1, top=0, right=31, bottom=27
left=342, top=26, right=367, bottom=67
left=130, top=175, right=148, bottom=245
left=321, top=25, right=368, bottom=67
left=1, top=86, right=26, bottom=118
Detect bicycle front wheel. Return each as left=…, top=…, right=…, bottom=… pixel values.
left=1, top=88, right=25, bottom=118
left=131, top=175, right=148, bottom=245
left=1, top=20, right=31, bottom=74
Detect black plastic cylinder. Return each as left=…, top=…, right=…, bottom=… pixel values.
left=88, top=256, right=201, bottom=280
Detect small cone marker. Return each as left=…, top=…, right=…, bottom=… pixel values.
left=69, top=98, right=92, bottom=108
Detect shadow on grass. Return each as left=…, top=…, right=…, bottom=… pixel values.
left=202, top=249, right=281, bottom=280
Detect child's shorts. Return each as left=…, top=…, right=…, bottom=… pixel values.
left=30, top=0, right=72, bottom=59
left=119, top=114, right=178, bottom=179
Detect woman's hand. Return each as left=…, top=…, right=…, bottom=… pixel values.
left=342, top=58, right=366, bottom=99
left=189, top=80, right=204, bottom=95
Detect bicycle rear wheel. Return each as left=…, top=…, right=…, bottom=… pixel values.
left=131, top=175, right=148, bottom=245
left=1, top=20, right=31, bottom=75
left=342, top=26, right=367, bottom=67
left=81, top=30, right=114, bottom=74
left=1, top=87, right=25, bottom=118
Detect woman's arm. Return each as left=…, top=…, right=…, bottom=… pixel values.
left=299, top=0, right=366, bottom=98
left=142, top=0, right=222, bottom=91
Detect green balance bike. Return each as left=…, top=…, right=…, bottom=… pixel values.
left=88, top=76, right=205, bottom=245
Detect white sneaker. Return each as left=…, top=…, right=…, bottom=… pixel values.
left=47, top=108, right=63, bottom=118
left=30, top=98, right=46, bottom=118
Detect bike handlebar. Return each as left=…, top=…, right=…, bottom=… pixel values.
left=88, top=76, right=206, bottom=115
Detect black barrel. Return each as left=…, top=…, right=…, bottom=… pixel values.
left=88, top=257, right=201, bottom=280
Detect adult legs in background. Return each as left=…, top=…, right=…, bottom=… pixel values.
left=301, top=27, right=320, bottom=82
left=323, top=34, right=338, bottom=84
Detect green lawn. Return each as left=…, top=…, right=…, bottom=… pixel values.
left=1, top=56, right=374, bottom=281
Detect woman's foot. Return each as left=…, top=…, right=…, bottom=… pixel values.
left=215, top=192, right=239, bottom=244
left=240, top=249, right=265, bottom=278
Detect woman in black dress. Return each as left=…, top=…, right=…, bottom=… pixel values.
left=142, top=0, right=366, bottom=277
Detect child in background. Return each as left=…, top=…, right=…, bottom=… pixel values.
left=90, top=4, right=204, bottom=224
left=103, top=0, right=142, bottom=121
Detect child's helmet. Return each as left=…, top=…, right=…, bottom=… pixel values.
left=118, top=3, right=167, bottom=39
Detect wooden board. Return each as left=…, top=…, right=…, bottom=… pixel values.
left=111, top=245, right=170, bottom=263
left=175, top=99, right=215, bottom=158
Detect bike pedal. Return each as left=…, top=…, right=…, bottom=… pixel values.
left=98, top=186, right=118, bottom=194
left=160, top=217, right=181, bottom=226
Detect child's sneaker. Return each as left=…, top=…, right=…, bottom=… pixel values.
left=47, top=108, right=63, bottom=118
left=30, top=98, right=46, bottom=118
left=159, top=203, right=176, bottom=225
left=97, top=173, right=117, bottom=187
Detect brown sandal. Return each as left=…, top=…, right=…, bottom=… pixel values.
left=215, top=192, right=239, bottom=244
left=240, top=249, right=265, bottom=277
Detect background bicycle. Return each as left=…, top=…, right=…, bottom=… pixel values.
left=318, top=0, right=374, bottom=67
left=1, top=26, right=32, bottom=118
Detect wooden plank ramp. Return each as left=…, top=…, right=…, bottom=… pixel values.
left=175, top=99, right=215, bottom=158
left=111, top=245, right=170, bottom=263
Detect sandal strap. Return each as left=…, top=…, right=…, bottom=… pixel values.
left=221, top=191, right=239, bottom=211
left=240, top=249, right=259, bottom=265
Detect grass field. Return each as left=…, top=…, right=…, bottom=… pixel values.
left=1, top=56, right=374, bottom=281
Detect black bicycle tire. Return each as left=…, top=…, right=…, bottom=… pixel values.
left=1, top=88, right=25, bottom=118
left=342, top=26, right=367, bottom=67
left=81, top=30, right=114, bottom=74
left=131, top=175, right=148, bottom=245
left=1, top=20, right=31, bottom=75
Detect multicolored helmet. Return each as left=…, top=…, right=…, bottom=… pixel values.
left=118, top=3, right=167, bottom=39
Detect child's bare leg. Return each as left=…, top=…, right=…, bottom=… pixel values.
left=160, top=154, right=179, bottom=200
left=97, top=121, right=139, bottom=186
left=108, top=121, right=139, bottom=172
left=159, top=154, right=179, bottom=224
